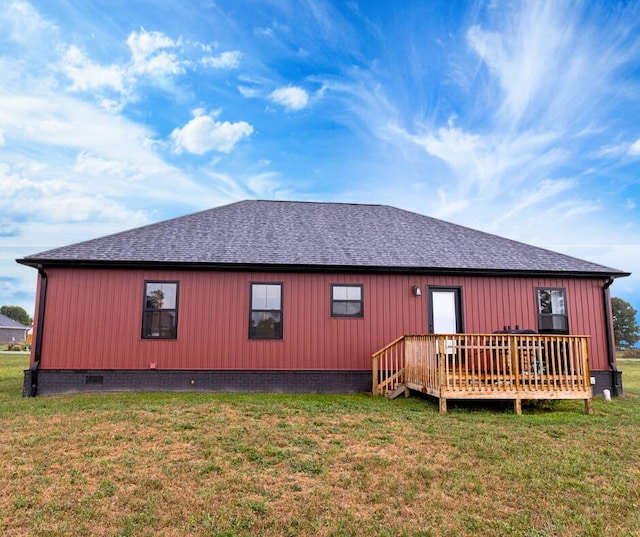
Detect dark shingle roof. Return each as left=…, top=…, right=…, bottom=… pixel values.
left=18, top=200, right=628, bottom=276
left=0, top=313, right=30, bottom=329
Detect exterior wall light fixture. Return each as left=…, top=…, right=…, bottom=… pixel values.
left=412, top=285, right=422, bottom=296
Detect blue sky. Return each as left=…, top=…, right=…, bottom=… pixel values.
left=1, top=0, right=639, bottom=321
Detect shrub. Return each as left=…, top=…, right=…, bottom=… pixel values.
left=623, top=348, right=640, bottom=359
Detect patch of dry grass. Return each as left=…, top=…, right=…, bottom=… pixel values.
left=1, top=355, right=640, bottom=536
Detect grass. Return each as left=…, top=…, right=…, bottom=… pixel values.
left=1, top=354, right=640, bottom=536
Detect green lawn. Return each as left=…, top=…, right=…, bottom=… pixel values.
left=1, top=354, right=639, bottom=536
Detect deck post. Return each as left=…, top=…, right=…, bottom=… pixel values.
left=514, top=397, right=522, bottom=415
left=581, top=338, right=590, bottom=387
left=439, top=397, right=447, bottom=414
left=584, top=398, right=593, bottom=415
left=510, top=337, right=520, bottom=388
left=372, top=355, right=379, bottom=395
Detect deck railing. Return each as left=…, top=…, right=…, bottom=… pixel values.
left=372, top=334, right=593, bottom=414
left=371, top=335, right=407, bottom=396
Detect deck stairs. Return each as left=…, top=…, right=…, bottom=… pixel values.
left=385, top=383, right=407, bottom=400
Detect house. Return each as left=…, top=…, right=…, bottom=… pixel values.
left=17, top=200, right=629, bottom=400
left=0, top=313, right=30, bottom=345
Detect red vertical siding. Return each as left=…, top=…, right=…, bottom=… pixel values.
left=35, top=268, right=613, bottom=373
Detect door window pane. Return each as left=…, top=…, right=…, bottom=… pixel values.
left=432, top=291, right=457, bottom=333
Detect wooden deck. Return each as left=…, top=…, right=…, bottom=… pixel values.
left=372, top=334, right=593, bottom=414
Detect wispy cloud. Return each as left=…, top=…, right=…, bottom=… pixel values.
left=1, top=0, right=54, bottom=44
left=365, top=1, right=640, bottom=227
left=466, top=2, right=575, bottom=127
left=202, top=50, right=242, bottom=69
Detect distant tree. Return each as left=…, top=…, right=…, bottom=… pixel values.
left=0, top=305, right=33, bottom=326
left=611, top=297, right=640, bottom=349
left=146, top=289, right=165, bottom=309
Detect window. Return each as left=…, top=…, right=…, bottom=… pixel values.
left=331, top=284, right=364, bottom=317
left=142, top=281, right=178, bottom=339
left=249, top=283, right=283, bottom=339
left=537, top=288, right=568, bottom=334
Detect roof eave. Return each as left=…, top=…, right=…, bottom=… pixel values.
left=16, top=257, right=631, bottom=279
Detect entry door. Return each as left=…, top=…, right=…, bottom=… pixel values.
left=428, top=288, right=462, bottom=334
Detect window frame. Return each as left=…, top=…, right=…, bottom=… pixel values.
left=249, top=282, right=284, bottom=340
left=536, top=287, right=569, bottom=334
left=141, top=280, right=179, bottom=340
left=330, top=284, right=364, bottom=318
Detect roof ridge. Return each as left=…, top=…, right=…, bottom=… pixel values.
left=250, top=199, right=387, bottom=208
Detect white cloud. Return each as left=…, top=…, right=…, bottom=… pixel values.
left=202, top=51, right=242, bottom=69
left=407, top=124, right=562, bottom=198
left=54, top=28, right=249, bottom=112
left=596, top=143, right=628, bottom=158
left=73, top=152, right=149, bottom=183
left=254, top=27, right=274, bottom=38
left=238, top=86, right=261, bottom=98
left=370, top=0, right=639, bottom=230
left=131, top=49, right=184, bottom=77
left=0, top=94, right=156, bottom=161
left=127, top=28, right=176, bottom=64
left=488, top=178, right=576, bottom=229
left=464, top=1, right=634, bottom=131
left=171, top=113, right=254, bottom=154
left=466, top=3, right=561, bottom=123
left=1, top=0, right=55, bottom=44
left=62, top=45, right=125, bottom=93
left=246, top=172, right=286, bottom=197
left=54, top=30, right=186, bottom=111
left=57, top=28, right=216, bottom=105
left=0, top=91, right=226, bottom=215
left=268, top=86, right=309, bottom=111
left=0, top=163, right=147, bottom=224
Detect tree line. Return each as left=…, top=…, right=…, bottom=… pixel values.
left=612, top=297, right=640, bottom=350
left=0, top=305, right=33, bottom=326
